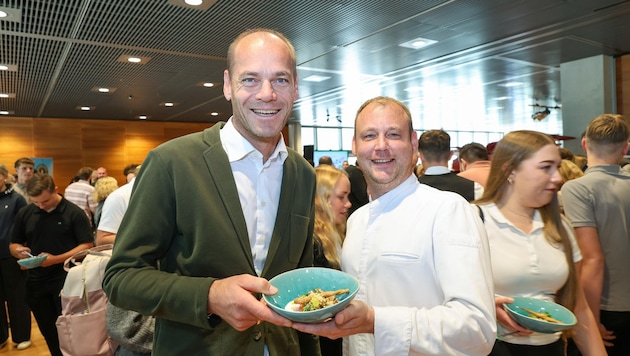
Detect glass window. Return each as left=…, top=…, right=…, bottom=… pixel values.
left=302, top=127, right=314, bottom=146
left=341, top=128, right=354, bottom=151
left=316, top=128, right=340, bottom=150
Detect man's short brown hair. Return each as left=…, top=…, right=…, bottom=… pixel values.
left=26, top=173, right=56, bottom=197
left=14, top=157, right=35, bottom=169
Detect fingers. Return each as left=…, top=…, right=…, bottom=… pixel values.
left=208, top=274, right=288, bottom=330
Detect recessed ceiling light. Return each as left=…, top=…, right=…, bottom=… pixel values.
left=0, top=64, right=17, bottom=71
left=139, top=115, right=148, bottom=120
left=91, top=86, right=117, bottom=93
left=117, top=55, right=151, bottom=64
left=210, top=112, right=219, bottom=116
left=0, top=110, right=11, bottom=115
left=0, top=7, right=22, bottom=23
left=303, top=75, right=331, bottom=82
left=399, top=37, right=438, bottom=49
left=0, top=93, right=15, bottom=98
left=80, top=106, right=91, bottom=111
left=168, top=0, right=218, bottom=11
left=202, top=82, right=215, bottom=87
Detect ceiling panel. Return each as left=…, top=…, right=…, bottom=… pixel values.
left=1, top=0, right=629, bottom=130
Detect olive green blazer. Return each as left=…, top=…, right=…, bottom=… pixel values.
left=103, top=123, right=319, bottom=355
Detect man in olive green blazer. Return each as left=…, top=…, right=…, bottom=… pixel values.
left=103, top=122, right=318, bottom=354
left=103, top=29, right=320, bottom=355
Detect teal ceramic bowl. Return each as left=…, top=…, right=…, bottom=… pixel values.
left=263, top=267, right=359, bottom=323
left=504, top=296, right=577, bottom=333
left=17, top=254, right=48, bottom=269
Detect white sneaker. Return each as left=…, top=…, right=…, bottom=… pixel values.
left=16, top=341, right=31, bottom=350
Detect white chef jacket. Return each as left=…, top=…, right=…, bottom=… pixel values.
left=342, top=175, right=496, bottom=355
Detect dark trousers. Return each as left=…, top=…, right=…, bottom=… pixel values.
left=0, top=257, right=31, bottom=343
left=26, top=279, right=64, bottom=356
left=601, top=310, right=630, bottom=356
left=489, top=338, right=564, bottom=356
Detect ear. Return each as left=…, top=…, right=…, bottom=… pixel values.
left=581, top=137, right=587, bottom=152
left=351, top=135, right=357, bottom=156
left=223, top=69, right=232, bottom=101
left=411, top=130, right=418, bottom=148
left=293, top=73, right=299, bottom=100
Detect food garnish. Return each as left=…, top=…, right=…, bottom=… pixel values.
left=522, top=307, right=561, bottom=324
left=286, top=288, right=350, bottom=312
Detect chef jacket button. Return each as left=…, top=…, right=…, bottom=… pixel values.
left=253, top=330, right=262, bottom=341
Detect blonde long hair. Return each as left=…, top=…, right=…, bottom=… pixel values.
left=475, top=131, right=578, bottom=318
left=314, top=165, right=348, bottom=269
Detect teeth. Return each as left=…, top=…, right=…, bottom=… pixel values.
left=253, top=109, right=278, bottom=115
left=373, top=159, right=391, bottom=163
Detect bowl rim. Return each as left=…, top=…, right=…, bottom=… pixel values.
left=264, top=267, right=359, bottom=316
left=17, top=254, right=48, bottom=265
left=504, top=296, right=577, bottom=327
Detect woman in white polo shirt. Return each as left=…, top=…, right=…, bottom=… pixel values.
left=475, top=130, right=604, bottom=356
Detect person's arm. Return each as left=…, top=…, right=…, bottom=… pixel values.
left=39, top=241, right=94, bottom=267
left=572, top=260, right=608, bottom=354
left=574, top=227, right=604, bottom=320
left=96, top=230, right=116, bottom=246
left=573, top=226, right=614, bottom=344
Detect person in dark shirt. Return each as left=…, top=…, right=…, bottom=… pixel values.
left=345, top=162, right=369, bottom=216
left=417, top=129, right=476, bottom=201
left=9, top=173, right=94, bottom=356
left=0, top=163, right=31, bottom=350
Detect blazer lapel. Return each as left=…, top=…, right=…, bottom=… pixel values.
left=262, top=152, right=296, bottom=276
left=202, top=124, right=255, bottom=272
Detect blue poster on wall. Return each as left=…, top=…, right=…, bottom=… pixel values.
left=32, top=158, right=53, bottom=177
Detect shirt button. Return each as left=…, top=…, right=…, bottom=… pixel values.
left=253, top=330, right=262, bottom=341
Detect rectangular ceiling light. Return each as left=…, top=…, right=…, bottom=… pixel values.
left=399, top=37, right=438, bottom=49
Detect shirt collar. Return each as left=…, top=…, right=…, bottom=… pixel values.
left=483, top=202, right=544, bottom=230
left=220, top=118, right=288, bottom=164
left=424, top=166, right=451, bottom=175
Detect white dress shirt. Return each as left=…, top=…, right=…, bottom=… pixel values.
left=220, top=119, right=286, bottom=276
left=342, top=175, right=496, bottom=355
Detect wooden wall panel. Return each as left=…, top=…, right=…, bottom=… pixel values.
left=0, top=116, right=214, bottom=191
left=0, top=118, right=34, bottom=162
left=617, top=55, right=630, bottom=115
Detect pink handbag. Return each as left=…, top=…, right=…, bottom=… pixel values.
left=55, top=245, right=118, bottom=356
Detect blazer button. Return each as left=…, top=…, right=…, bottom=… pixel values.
left=253, top=330, right=263, bottom=341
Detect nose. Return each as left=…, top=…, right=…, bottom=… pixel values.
left=256, top=80, right=277, bottom=102
left=374, top=134, right=388, bottom=150
left=551, top=169, right=562, bottom=184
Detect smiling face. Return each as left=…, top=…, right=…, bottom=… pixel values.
left=329, top=175, right=351, bottom=225
left=223, top=31, right=298, bottom=155
left=352, top=100, right=417, bottom=199
left=509, top=143, right=562, bottom=208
